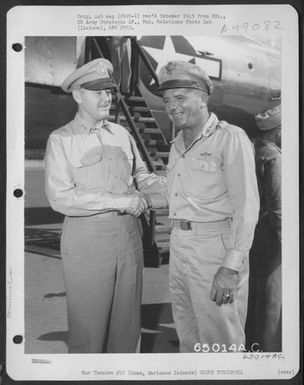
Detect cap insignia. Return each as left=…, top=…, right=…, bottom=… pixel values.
left=97, top=63, right=108, bottom=75
left=165, top=62, right=176, bottom=75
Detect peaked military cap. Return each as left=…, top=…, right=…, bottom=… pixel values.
left=255, top=105, right=281, bottom=131
left=61, top=58, right=116, bottom=93
left=158, top=60, right=213, bottom=95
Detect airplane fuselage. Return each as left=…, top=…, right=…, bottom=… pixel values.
left=139, top=35, right=281, bottom=138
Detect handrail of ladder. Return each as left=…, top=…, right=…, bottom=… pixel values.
left=131, top=38, right=171, bottom=144
left=91, top=37, right=156, bottom=173
left=118, top=95, right=156, bottom=173
left=131, top=38, right=160, bottom=87
left=89, top=36, right=161, bottom=265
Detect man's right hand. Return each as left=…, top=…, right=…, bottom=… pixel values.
left=123, top=193, right=149, bottom=217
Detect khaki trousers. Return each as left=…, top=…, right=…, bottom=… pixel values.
left=61, top=212, right=143, bottom=353
left=169, top=221, right=249, bottom=353
left=246, top=216, right=282, bottom=352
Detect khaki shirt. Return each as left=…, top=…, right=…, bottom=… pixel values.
left=255, top=138, right=281, bottom=242
left=45, top=114, right=167, bottom=217
left=167, top=113, right=259, bottom=271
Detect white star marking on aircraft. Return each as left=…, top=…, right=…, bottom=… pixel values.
left=142, top=36, right=195, bottom=84
left=141, top=36, right=221, bottom=83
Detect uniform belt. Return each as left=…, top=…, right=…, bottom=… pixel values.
left=97, top=210, right=128, bottom=217
left=69, top=211, right=129, bottom=219
left=171, top=218, right=230, bottom=231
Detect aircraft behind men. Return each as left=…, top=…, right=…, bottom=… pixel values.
left=137, top=35, right=281, bottom=140
left=25, top=35, right=281, bottom=156
left=23, top=34, right=281, bottom=265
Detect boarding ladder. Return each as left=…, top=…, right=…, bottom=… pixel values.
left=86, top=37, right=171, bottom=267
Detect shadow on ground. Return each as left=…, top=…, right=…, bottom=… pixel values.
left=44, top=292, right=66, bottom=299
left=26, top=206, right=179, bottom=353
left=141, top=303, right=179, bottom=353
left=36, top=303, right=178, bottom=353
left=38, top=331, right=68, bottom=345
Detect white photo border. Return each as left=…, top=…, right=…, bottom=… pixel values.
left=6, top=3, right=299, bottom=381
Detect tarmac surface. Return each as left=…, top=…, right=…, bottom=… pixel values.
left=24, top=166, right=179, bottom=354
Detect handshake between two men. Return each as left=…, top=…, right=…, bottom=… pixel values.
left=121, top=190, right=152, bottom=217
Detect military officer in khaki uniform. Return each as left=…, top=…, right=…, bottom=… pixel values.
left=246, top=105, right=282, bottom=351
left=158, top=61, right=260, bottom=352
left=45, top=58, right=167, bottom=353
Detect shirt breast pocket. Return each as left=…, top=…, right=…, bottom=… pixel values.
left=69, top=147, right=104, bottom=187
left=186, top=157, right=220, bottom=198
left=69, top=147, right=103, bottom=168
left=79, top=147, right=103, bottom=167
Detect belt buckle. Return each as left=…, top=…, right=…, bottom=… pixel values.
left=180, top=220, right=191, bottom=231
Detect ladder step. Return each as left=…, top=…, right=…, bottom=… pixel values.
left=125, top=95, right=145, bottom=103
left=151, top=151, right=170, bottom=158
left=145, top=139, right=167, bottom=146
left=158, top=242, right=170, bottom=253
left=155, top=229, right=170, bottom=238
left=153, top=208, right=169, bottom=216
left=155, top=224, right=171, bottom=234
left=135, top=116, right=156, bottom=123
left=109, top=114, right=127, bottom=121
left=110, top=104, right=119, bottom=109
left=143, top=128, right=161, bottom=135
left=130, top=106, right=150, bottom=113
left=156, top=235, right=170, bottom=244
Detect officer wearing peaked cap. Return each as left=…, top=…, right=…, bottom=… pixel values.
left=246, top=105, right=282, bottom=352
left=158, top=60, right=259, bottom=352
left=158, top=61, right=214, bottom=94
left=61, top=58, right=117, bottom=93
left=45, top=58, right=167, bottom=353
